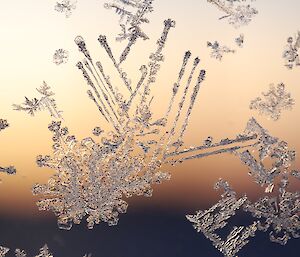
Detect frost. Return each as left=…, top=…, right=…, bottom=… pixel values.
left=207, top=0, right=258, bottom=28
left=53, top=49, right=69, bottom=65
left=104, top=0, right=154, bottom=64
left=282, top=31, right=300, bottom=69
left=13, top=82, right=63, bottom=119
left=249, top=83, right=295, bottom=121
left=0, top=246, right=9, bottom=257
left=186, top=179, right=258, bottom=257
left=0, top=119, right=16, bottom=176
left=207, top=41, right=235, bottom=60
left=54, top=0, right=77, bottom=18
left=235, top=34, right=244, bottom=47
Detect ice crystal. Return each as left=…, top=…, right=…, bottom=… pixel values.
left=207, top=0, right=258, bottom=28
left=13, top=82, right=63, bottom=119
left=14, top=245, right=53, bottom=257
left=54, top=0, right=77, bottom=18
left=186, top=179, right=258, bottom=257
left=235, top=34, right=244, bottom=47
left=31, top=18, right=258, bottom=230
left=104, top=0, right=154, bottom=64
left=244, top=177, right=300, bottom=245
left=53, top=49, right=69, bottom=65
left=0, top=246, right=9, bottom=257
left=0, top=119, right=16, bottom=176
left=249, top=83, right=295, bottom=121
left=282, top=31, right=300, bottom=69
left=207, top=41, right=235, bottom=60
left=236, top=117, right=296, bottom=192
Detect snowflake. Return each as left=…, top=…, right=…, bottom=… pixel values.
left=207, top=41, right=235, bottom=60
left=235, top=34, right=244, bottom=47
left=53, top=49, right=69, bottom=65
left=249, top=83, right=295, bottom=121
left=30, top=18, right=259, bottom=230
left=0, top=119, right=16, bottom=176
left=13, top=81, right=63, bottom=119
left=186, top=179, right=258, bottom=257
left=207, top=0, right=258, bottom=28
left=54, top=0, right=77, bottom=18
left=104, top=0, right=154, bottom=64
left=282, top=31, right=300, bottom=69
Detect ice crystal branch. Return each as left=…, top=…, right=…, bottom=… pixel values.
left=53, top=49, right=69, bottom=65
left=207, top=0, right=258, bottom=28
left=282, top=31, right=300, bottom=69
left=104, top=0, right=154, bottom=64
left=207, top=41, right=235, bottom=60
left=186, top=179, right=258, bottom=257
left=13, top=82, right=63, bottom=119
left=235, top=34, right=244, bottom=47
left=55, top=0, right=77, bottom=18
left=0, top=246, right=9, bottom=257
left=250, top=83, right=295, bottom=121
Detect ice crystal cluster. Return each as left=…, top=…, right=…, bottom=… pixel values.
left=13, top=82, right=62, bottom=119
left=187, top=117, right=300, bottom=256
left=53, top=49, right=69, bottom=65
left=0, top=245, right=52, bottom=257
left=29, top=18, right=260, bottom=230
left=0, top=119, right=16, bottom=176
left=282, top=31, right=300, bottom=69
left=207, top=0, right=258, bottom=28
left=54, top=0, right=77, bottom=18
left=207, top=41, right=235, bottom=60
left=249, top=83, right=295, bottom=121
left=104, top=0, right=154, bottom=64
left=235, top=34, right=244, bottom=47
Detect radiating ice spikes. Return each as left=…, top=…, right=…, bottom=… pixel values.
left=283, top=31, right=300, bottom=69
left=53, top=49, right=69, bottom=65
left=0, top=119, right=16, bottom=176
left=13, top=82, right=63, bottom=119
left=54, top=0, right=77, bottom=18
left=250, top=83, right=295, bottom=121
left=104, top=0, right=154, bottom=64
left=186, top=179, right=258, bottom=257
left=236, top=117, right=296, bottom=191
left=207, top=41, right=235, bottom=60
left=207, top=0, right=258, bottom=28
left=244, top=177, right=300, bottom=245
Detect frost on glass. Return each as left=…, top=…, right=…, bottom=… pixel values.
left=104, top=0, right=154, bottom=64
left=282, top=31, right=300, bottom=69
left=207, top=0, right=258, bottom=28
left=29, top=18, right=259, bottom=230
left=0, top=246, right=9, bottom=257
left=54, top=0, right=77, bottom=18
left=1, top=245, right=53, bottom=257
left=13, top=82, right=63, bottom=119
left=186, top=179, right=258, bottom=257
left=207, top=41, right=235, bottom=60
left=0, top=119, right=16, bottom=176
left=249, top=83, right=295, bottom=121
left=53, top=49, right=69, bottom=65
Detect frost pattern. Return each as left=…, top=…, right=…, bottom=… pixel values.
left=0, top=119, right=16, bottom=175
left=186, top=179, right=258, bottom=257
left=0, top=246, right=9, bottom=257
left=235, top=34, right=244, bottom=47
left=31, top=19, right=258, bottom=230
left=104, top=0, right=154, bottom=64
left=282, top=31, right=300, bottom=69
left=53, top=49, right=69, bottom=65
left=207, top=41, right=235, bottom=60
left=54, top=0, right=77, bottom=18
left=249, top=83, right=295, bottom=121
left=207, top=0, right=258, bottom=28
left=13, top=82, right=63, bottom=119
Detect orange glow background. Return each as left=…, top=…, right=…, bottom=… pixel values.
left=0, top=0, right=299, bottom=218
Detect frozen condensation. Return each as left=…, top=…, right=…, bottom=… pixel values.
left=13, top=82, right=63, bottom=119
left=250, top=83, right=295, bottom=121
left=282, top=31, right=300, bottom=69
left=207, top=41, right=235, bottom=60
left=54, top=0, right=77, bottom=18
left=53, top=49, right=69, bottom=65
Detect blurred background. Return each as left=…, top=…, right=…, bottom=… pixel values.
left=0, top=0, right=299, bottom=256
